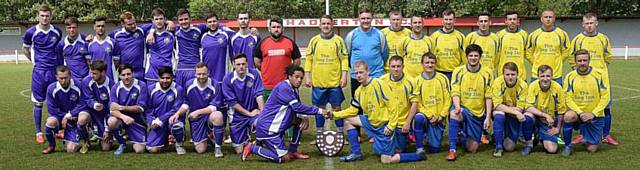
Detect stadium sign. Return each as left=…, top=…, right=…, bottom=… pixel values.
left=284, top=18, right=411, bottom=27
left=0, top=27, right=20, bottom=36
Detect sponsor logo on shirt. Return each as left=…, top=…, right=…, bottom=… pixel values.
left=267, top=49, right=286, bottom=56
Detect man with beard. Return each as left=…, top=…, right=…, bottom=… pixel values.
left=78, top=60, right=115, bottom=153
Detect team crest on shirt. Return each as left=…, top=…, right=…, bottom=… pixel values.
left=100, top=93, right=108, bottom=101
left=217, top=38, right=224, bottom=43
left=206, top=92, right=212, bottom=100
left=133, top=32, right=139, bottom=38
left=248, top=42, right=255, bottom=47
left=79, top=47, right=85, bottom=52
left=50, top=36, right=57, bottom=43
left=70, top=94, right=78, bottom=101
left=193, top=33, right=199, bottom=39
left=105, top=47, right=111, bottom=53
left=167, top=94, right=174, bottom=102
left=131, top=92, right=138, bottom=99
left=246, top=80, right=254, bottom=88
left=164, top=37, right=170, bottom=44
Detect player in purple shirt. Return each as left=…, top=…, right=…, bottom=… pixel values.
left=172, top=9, right=207, bottom=88
left=241, top=65, right=328, bottom=163
left=109, top=11, right=153, bottom=81
left=88, top=16, right=118, bottom=81
left=230, top=11, right=261, bottom=69
left=107, top=64, right=148, bottom=155
left=22, top=5, right=63, bottom=143
left=78, top=60, right=115, bottom=153
left=146, top=67, right=186, bottom=154
left=223, top=54, right=265, bottom=154
left=201, top=12, right=233, bottom=83
left=145, top=8, right=176, bottom=83
left=41, top=66, right=84, bottom=154
left=168, top=63, right=225, bottom=156
left=57, top=17, right=90, bottom=81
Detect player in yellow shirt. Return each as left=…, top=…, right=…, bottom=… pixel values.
left=381, top=56, right=414, bottom=152
left=490, top=62, right=529, bottom=157
left=561, top=50, right=610, bottom=157
left=465, top=12, right=500, bottom=73
left=326, top=61, right=425, bottom=163
left=431, top=9, right=466, bottom=80
left=569, top=13, right=618, bottom=145
left=523, top=65, right=566, bottom=155
left=407, top=52, right=451, bottom=154
left=396, top=15, right=433, bottom=78
left=497, top=10, right=528, bottom=80
left=526, top=9, right=570, bottom=84
left=446, top=44, right=493, bottom=161
left=382, top=10, right=411, bottom=73
left=304, top=15, right=348, bottom=139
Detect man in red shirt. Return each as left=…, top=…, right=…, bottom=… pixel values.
left=254, top=16, right=302, bottom=99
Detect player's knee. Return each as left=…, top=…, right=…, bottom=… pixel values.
left=195, top=143, right=207, bottom=154
left=586, top=145, right=599, bottom=153
left=380, top=155, right=396, bottom=164
left=466, top=140, right=479, bottom=153
left=524, top=112, right=534, bottom=118
left=234, top=146, right=243, bottom=154
left=78, top=112, right=90, bottom=125
left=504, top=140, right=516, bottom=152
left=66, top=143, right=78, bottom=153
left=545, top=145, right=558, bottom=153
left=209, top=111, right=223, bottom=125
left=46, top=117, right=58, bottom=127
left=148, top=147, right=161, bottom=153
left=101, top=142, right=111, bottom=151
left=134, top=144, right=145, bottom=154
left=107, top=117, right=120, bottom=129
left=564, top=111, right=578, bottom=122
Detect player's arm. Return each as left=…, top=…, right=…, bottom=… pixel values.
left=379, top=31, right=389, bottom=65
left=45, top=88, right=62, bottom=118
left=291, top=41, right=302, bottom=66
left=161, top=88, right=184, bottom=123
left=592, top=76, right=611, bottom=115
left=278, top=87, right=321, bottom=116
left=333, top=92, right=361, bottom=119
left=22, top=30, right=34, bottom=61
left=440, top=77, right=453, bottom=119
left=484, top=74, right=494, bottom=128
left=561, top=31, right=571, bottom=62
left=406, top=79, right=421, bottom=125
left=525, top=33, right=536, bottom=63
left=304, top=38, right=315, bottom=88
left=253, top=40, right=263, bottom=70
left=339, top=38, right=349, bottom=87
left=569, top=36, right=579, bottom=67
left=254, top=75, right=265, bottom=111
left=450, top=70, right=462, bottom=113
left=603, top=35, right=613, bottom=65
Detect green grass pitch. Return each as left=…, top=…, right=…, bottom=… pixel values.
left=1, top=61, right=640, bottom=169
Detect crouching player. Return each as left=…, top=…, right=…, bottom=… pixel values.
left=223, top=54, right=265, bottom=154
left=78, top=60, right=115, bottom=153
left=241, top=65, right=328, bottom=163
left=145, top=67, right=186, bottom=154
left=490, top=62, right=529, bottom=157
left=409, top=52, right=451, bottom=154
left=523, top=65, right=566, bottom=154
left=561, top=50, right=610, bottom=157
left=42, top=66, right=84, bottom=154
left=382, top=56, right=414, bottom=153
left=107, top=64, right=148, bottom=155
left=447, top=44, right=494, bottom=161
left=327, top=61, right=424, bottom=163
left=168, top=63, right=225, bottom=156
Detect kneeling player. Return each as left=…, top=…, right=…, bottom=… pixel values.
left=42, top=66, right=84, bottom=154
left=169, top=63, right=225, bottom=156
left=561, top=50, right=610, bottom=156
left=223, top=54, right=265, bottom=154
left=146, top=67, right=185, bottom=154
left=327, top=61, right=424, bottom=163
left=107, top=64, right=148, bottom=155
left=523, top=65, right=566, bottom=154
left=241, top=65, right=328, bottom=163
left=490, top=62, right=529, bottom=157
left=78, top=60, right=115, bottom=153
left=409, top=53, right=451, bottom=154
left=382, top=56, right=414, bottom=153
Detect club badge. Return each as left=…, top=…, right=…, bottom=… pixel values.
left=70, top=94, right=78, bottom=101
left=248, top=42, right=255, bottom=47
left=217, top=38, right=224, bottom=43
left=133, top=32, right=139, bottom=38
left=167, top=94, right=174, bottom=102
left=131, top=92, right=138, bottom=99
left=164, top=37, right=170, bottom=44
left=193, top=33, right=199, bottom=39
left=105, top=47, right=111, bottom=53
left=100, top=93, right=108, bottom=101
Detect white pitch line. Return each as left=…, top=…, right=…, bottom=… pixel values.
left=611, top=84, right=640, bottom=92
left=19, top=89, right=31, bottom=98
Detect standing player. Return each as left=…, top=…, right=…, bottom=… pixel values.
left=569, top=13, right=618, bottom=145
left=381, top=10, right=411, bottom=73
left=171, top=8, right=207, bottom=88
left=523, top=65, right=566, bottom=155
left=201, top=12, right=233, bottom=83
left=146, top=67, right=185, bottom=154
left=490, top=62, right=529, bottom=157
left=109, top=11, right=153, bottom=81
left=527, top=9, right=570, bottom=84
left=497, top=10, right=528, bottom=80
left=231, top=10, right=261, bottom=69
left=409, top=52, right=451, bottom=154
left=464, top=11, right=499, bottom=73
left=447, top=44, right=493, bottom=161
left=325, top=61, right=424, bottom=163
left=22, top=5, right=62, bottom=143
left=107, top=64, right=148, bottom=155
left=223, top=54, right=265, bottom=154
left=396, top=15, right=433, bottom=78
left=381, top=56, right=414, bottom=152
left=42, top=66, right=83, bottom=154
left=254, top=16, right=302, bottom=99
left=145, top=8, right=175, bottom=83
left=88, top=16, right=118, bottom=81
left=304, top=15, right=348, bottom=139
left=241, top=65, right=328, bottom=163
left=561, top=50, right=610, bottom=157
left=431, top=9, right=465, bottom=80
left=57, top=17, right=90, bottom=81
left=345, top=8, right=389, bottom=96
left=78, top=60, right=115, bottom=153
left=169, top=63, right=225, bottom=156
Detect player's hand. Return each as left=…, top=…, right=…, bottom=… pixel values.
left=340, top=77, right=348, bottom=88
left=384, top=127, right=393, bottom=136
left=430, top=116, right=439, bottom=124
left=85, top=34, right=94, bottom=42
left=166, top=21, right=176, bottom=32
left=580, top=112, right=595, bottom=123
left=110, top=103, right=122, bottom=111
left=300, top=117, right=309, bottom=130
left=545, top=114, right=554, bottom=125
left=169, top=114, right=180, bottom=125
left=94, top=103, right=104, bottom=111
left=102, top=132, right=110, bottom=142
left=450, top=107, right=461, bottom=116
left=547, top=127, right=559, bottom=136
left=121, top=115, right=134, bottom=125
left=61, top=117, right=68, bottom=129
left=305, top=78, right=312, bottom=88
left=151, top=123, right=159, bottom=129
left=401, top=123, right=410, bottom=133
left=516, top=113, right=526, bottom=122
left=146, top=32, right=156, bottom=44
left=483, top=118, right=491, bottom=130
left=188, top=110, right=201, bottom=119
left=250, top=109, right=260, bottom=117
left=250, top=28, right=260, bottom=36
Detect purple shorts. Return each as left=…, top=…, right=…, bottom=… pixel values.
left=120, top=116, right=147, bottom=144
left=31, top=68, right=57, bottom=102
left=229, top=111, right=256, bottom=146
left=175, top=69, right=195, bottom=89
left=89, top=110, right=109, bottom=139
left=147, top=122, right=170, bottom=148
left=189, top=114, right=210, bottom=145
left=256, top=133, right=288, bottom=157
left=50, top=115, right=79, bottom=144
